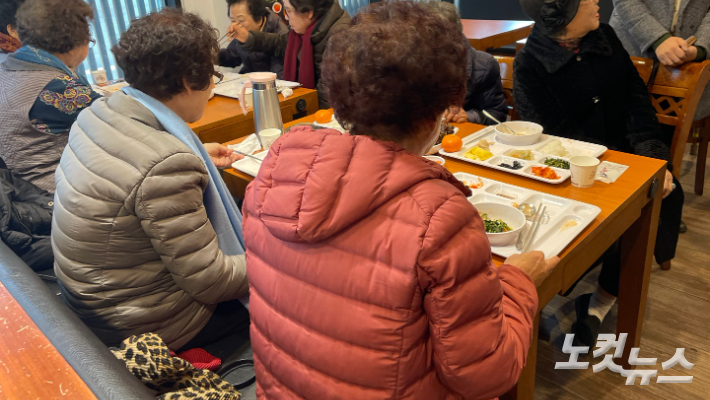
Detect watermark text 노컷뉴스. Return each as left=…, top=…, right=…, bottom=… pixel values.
left=555, top=333, right=694, bottom=385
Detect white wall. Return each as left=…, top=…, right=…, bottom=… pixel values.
left=182, top=0, right=232, bottom=37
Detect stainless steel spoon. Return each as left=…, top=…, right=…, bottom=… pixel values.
left=518, top=203, right=537, bottom=221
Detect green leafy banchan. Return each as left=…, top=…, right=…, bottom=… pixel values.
left=544, top=158, right=570, bottom=169
left=480, top=213, right=512, bottom=233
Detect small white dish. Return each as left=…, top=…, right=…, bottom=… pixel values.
left=427, top=144, right=442, bottom=155
left=495, top=121, right=543, bottom=146
left=473, top=202, right=526, bottom=246
left=424, top=155, right=445, bottom=165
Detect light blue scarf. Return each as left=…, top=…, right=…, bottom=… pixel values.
left=122, top=87, right=246, bottom=256
left=13, top=45, right=91, bottom=86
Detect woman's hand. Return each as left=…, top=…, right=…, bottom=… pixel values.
left=227, top=22, right=250, bottom=44
left=203, top=143, right=242, bottom=168
left=504, top=251, right=560, bottom=287
left=443, top=107, right=468, bottom=124
left=656, top=37, right=689, bottom=66
left=663, top=169, right=675, bottom=199
left=681, top=46, right=698, bottom=64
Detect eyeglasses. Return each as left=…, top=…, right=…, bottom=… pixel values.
left=284, top=7, right=295, bottom=17
left=89, top=38, right=96, bottom=49
left=213, top=71, right=224, bottom=85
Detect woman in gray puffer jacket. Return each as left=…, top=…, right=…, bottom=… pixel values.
left=52, top=10, right=249, bottom=350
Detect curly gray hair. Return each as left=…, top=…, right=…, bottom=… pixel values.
left=15, top=0, right=94, bottom=54
left=420, top=1, right=463, bottom=33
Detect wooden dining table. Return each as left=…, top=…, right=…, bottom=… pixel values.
left=0, top=282, right=97, bottom=399
left=223, top=114, right=666, bottom=400
left=462, top=19, right=534, bottom=51
left=188, top=87, right=319, bottom=144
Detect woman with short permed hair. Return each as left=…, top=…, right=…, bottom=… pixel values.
left=52, top=8, right=251, bottom=350
left=242, top=2, right=558, bottom=398
left=0, top=0, right=100, bottom=192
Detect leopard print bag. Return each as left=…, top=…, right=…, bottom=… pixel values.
left=111, top=333, right=241, bottom=400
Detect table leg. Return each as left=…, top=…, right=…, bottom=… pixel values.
left=616, top=176, right=663, bottom=369
left=500, top=312, right=540, bottom=400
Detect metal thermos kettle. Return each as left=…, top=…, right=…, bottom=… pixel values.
left=239, top=72, right=283, bottom=148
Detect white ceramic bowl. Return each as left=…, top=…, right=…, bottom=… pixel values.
left=474, top=202, right=526, bottom=246
left=424, top=155, right=445, bottom=166
left=495, top=121, right=543, bottom=146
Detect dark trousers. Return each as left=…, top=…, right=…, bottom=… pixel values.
left=597, top=175, right=684, bottom=297
left=179, top=298, right=251, bottom=351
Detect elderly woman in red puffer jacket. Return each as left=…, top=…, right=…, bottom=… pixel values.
left=242, top=2, right=559, bottom=399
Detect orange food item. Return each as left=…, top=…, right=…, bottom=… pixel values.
left=463, top=177, right=484, bottom=189
left=315, top=109, right=333, bottom=124
left=441, top=134, right=463, bottom=153
left=531, top=166, right=560, bottom=180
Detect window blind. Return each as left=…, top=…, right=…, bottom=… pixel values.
left=81, top=0, right=169, bottom=83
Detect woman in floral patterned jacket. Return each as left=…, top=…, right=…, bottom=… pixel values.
left=0, top=0, right=100, bottom=192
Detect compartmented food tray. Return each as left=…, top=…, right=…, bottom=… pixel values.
left=441, top=125, right=607, bottom=184
left=455, top=172, right=601, bottom=258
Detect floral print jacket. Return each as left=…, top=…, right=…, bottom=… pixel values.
left=29, top=74, right=101, bottom=134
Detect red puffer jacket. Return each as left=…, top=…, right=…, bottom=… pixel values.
left=242, top=126, right=538, bottom=400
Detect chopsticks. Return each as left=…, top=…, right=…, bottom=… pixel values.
left=521, top=204, right=546, bottom=253
left=233, top=150, right=263, bottom=163
left=687, top=36, right=697, bottom=46
left=218, top=31, right=236, bottom=48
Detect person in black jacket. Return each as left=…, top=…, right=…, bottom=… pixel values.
left=219, top=0, right=287, bottom=77
left=423, top=1, right=508, bottom=125
left=515, top=0, right=684, bottom=346
left=0, top=158, right=53, bottom=271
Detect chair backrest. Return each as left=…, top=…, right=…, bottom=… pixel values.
left=494, top=55, right=518, bottom=120
left=631, top=57, right=710, bottom=173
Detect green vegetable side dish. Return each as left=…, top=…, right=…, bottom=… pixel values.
left=544, top=158, right=570, bottom=169
left=480, top=213, right=512, bottom=233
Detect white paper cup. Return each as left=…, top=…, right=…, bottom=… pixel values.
left=91, top=70, right=108, bottom=86
left=259, top=128, right=282, bottom=149
left=569, top=156, right=600, bottom=188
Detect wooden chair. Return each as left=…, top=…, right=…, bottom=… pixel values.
left=688, top=117, right=710, bottom=195
left=631, top=57, right=710, bottom=193
left=494, top=55, right=519, bottom=120
left=515, top=38, right=527, bottom=53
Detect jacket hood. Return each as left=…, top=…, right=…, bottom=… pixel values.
left=312, top=2, right=350, bottom=44
left=524, top=24, right=613, bottom=73
left=265, top=10, right=285, bottom=33
left=246, top=126, right=470, bottom=243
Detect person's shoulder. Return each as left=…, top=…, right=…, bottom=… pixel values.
left=266, top=12, right=288, bottom=34
left=595, top=23, right=628, bottom=52
left=598, top=23, right=616, bottom=35
left=472, top=49, right=500, bottom=79
left=513, top=47, right=538, bottom=72
left=331, top=3, right=352, bottom=30
left=409, top=173, right=474, bottom=215
left=89, top=94, right=203, bottom=170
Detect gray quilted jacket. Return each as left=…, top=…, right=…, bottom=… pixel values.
left=52, top=91, right=249, bottom=349
left=610, top=0, right=710, bottom=119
